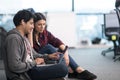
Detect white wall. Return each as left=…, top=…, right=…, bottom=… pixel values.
left=47, top=12, right=77, bottom=47
left=0, top=0, right=23, bottom=14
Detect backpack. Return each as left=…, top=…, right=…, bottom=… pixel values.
left=0, top=27, right=7, bottom=60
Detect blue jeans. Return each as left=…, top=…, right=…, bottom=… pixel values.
left=39, top=44, right=79, bottom=71
left=27, top=59, right=68, bottom=80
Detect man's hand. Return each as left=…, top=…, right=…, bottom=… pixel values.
left=35, top=58, right=45, bottom=65
left=48, top=52, right=61, bottom=60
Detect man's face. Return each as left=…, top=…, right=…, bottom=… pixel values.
left=34, top=19, right=46, bottom=33
left=24, top=18, right=34, bottom=34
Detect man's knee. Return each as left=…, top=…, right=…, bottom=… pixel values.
left=58, top=63, right=68, bottom=76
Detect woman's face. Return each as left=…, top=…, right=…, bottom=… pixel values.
left=34, top=19, right=46, bottom=33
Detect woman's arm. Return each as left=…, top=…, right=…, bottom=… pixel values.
left=59, top=44, right=69, bottom=66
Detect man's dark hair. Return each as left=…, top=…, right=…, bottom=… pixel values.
left=13, top=9, right=35, bottom=26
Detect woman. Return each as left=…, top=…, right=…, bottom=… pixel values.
left=31, top=12, right=97, bottom=80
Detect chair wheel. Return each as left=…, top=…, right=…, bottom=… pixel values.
left=114, top=57, right=120, bottom=62
left=101, top=51, right=106, bottom=56
left=113, top=56, right=115, bottom=59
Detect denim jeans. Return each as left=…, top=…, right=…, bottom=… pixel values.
left=27, top=58, right=68, bottom=80
left=39, top=44, right=79, bottom=71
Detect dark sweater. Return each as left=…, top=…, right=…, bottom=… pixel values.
left=115, top=0, right=120, bottom=8
left=33, top=30, right=64, bottom=52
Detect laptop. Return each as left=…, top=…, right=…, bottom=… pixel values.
left=37, top=46, right=68, bottom=67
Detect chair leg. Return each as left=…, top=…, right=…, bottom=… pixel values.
left=114, top=45, right=120, bottom=61
left=114, top=57, right=120, bottom=62
left=101, top=47, right=114, bottom=56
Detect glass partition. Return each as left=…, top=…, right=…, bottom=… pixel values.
left=75, top=13, right=104, bottom=44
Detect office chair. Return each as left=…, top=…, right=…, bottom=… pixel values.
left=101, top=9, right=120, bottom=60
left=113, top=8, right=120, bottom=61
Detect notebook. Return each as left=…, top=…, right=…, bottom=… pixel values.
left=37, top=46, right=68, bottom=67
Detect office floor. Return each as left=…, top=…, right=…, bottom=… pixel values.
left=0, top=48, right=120, bottom=80
left=68, top=48, right=120, bottom=80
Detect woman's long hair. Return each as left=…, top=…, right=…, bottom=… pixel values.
left=33, top=13, right=47, bottom=47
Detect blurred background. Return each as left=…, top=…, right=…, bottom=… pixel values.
left=0, top=0, right=115, bottom=47
left=1, top=1, right=120, bottom=80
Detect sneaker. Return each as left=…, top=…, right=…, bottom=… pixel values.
left=77, top=70, right=97, bottom=80
left=49, top=78, right=66, bottom=80
left=68, top=72, right=78, bottom=78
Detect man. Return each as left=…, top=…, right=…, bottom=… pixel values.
left=3, top=9, right=68, bottom=80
